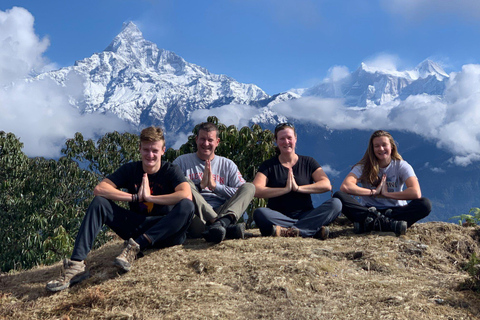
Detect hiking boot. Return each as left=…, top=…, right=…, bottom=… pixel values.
left=46, top=259, right=89, bottom=292
left=372, top=214, right=407, bottom=236
left=226, top=222, right=245, bottom=240
left=274, top=225, right=300, bottom=237
left=314, top=226, right=329, bottom=240
left=114, top=238, right=140, bottom=272
left=353, top=216, right=374, bottom=234
left=204, top=225, right=226, bottom=244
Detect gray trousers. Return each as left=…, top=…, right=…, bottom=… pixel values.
left=187, top=180, right=255, bottom=238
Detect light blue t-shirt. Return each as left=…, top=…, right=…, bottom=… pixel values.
left=350, top=159, right=416, bottom=208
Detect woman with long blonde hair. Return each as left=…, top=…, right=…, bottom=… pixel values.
left=334, top=130, right=431, bottom=235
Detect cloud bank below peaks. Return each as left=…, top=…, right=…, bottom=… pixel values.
left=204, top=62, right=480, bottom=166
left=0, top=7, right=127, bottom=158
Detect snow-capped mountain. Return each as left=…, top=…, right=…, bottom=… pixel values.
left=303, top=60, right=448, bottom=107
left=36, top=21, right=453, bottom=132
left=38, top=22, right=269, bottom=132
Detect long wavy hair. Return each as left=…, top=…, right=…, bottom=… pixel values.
left=356, top=130, right=402, bottom=186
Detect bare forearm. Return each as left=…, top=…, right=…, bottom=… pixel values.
left=144, top=191, right=191, bottom=206
left=254, top=186, right=290, bottom=199
left=94, top=181, right=133, bottom=202
left=383, top=188, right=421, bottom=200
left=298, top=181, right=331, bottom=194
left=340, top=183, right=375, bottom=196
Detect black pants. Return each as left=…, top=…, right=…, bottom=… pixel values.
left=333, top=191, right=431, bottom=227
left=71, top=196, right=195, bottom=261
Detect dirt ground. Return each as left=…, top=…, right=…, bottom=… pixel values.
left=1, top=220, right=480, bottom=319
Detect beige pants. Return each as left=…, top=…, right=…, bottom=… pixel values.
left=186, top=180, right=255, bottom=238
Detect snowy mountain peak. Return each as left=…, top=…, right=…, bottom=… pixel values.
left=104, top=21, right=147, bottom=54
left=414, top=59, right=448, bottom=80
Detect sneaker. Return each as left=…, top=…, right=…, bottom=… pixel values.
left=274, top=225, right=300, bottom=237
left=114, top=238, right=140, bottom=272
left=314, top=226, right=329, bottom=240
left=226, top=222, right=245, bottom=240
left=205, top=225, right=226, bottom=244
left=46, top=259, right=89, bottom=292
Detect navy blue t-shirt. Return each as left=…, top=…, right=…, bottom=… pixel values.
left=257, top=155, right=321, bottom=216
left=107, top=161, right=186, bottom=216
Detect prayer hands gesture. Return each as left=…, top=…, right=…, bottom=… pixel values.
left=371, top=174, right=387, bottom=197
left=200, top=159, right=216, bottom=191
left=286, top=168, right=299, bottom=192
left=137, top=173, right=151, bottom=202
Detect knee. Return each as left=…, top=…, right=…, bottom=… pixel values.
left=253, top=207, right=267, bottom=222
left=88, top=196, right=113, bottom=214
left=90, top=195, right=110, bottom=207
left=240, top=182, right=256, bottom=196
left=330, top=197, right=343, bottom=213
left=332, top=191, right=347, bottom=201
left=176, top=199, right=195, bottom=217
left=417, top=197, right=432, bottom=216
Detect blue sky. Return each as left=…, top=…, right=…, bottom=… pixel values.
left=3, top=0, right=480, bottom=163
left=2, top=0, right=480, bottom=95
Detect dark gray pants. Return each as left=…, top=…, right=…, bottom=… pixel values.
left=253, top=198, right=342, bottom=237
left=71, top=196, right=194, bottom=261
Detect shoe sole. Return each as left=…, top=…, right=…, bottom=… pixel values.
left=46, top=271, right=90, bottom=292
left=208, top=227, right=226, bottom=244
left=114, top=258, right=132, bottom=272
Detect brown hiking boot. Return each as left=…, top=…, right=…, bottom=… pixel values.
left=46, top=259, right=89, bottom=292
left=314, top=226, right=330, bottom=240
left=274, top=225, right=300, bottom=237
left=114, top=238, right=140, bottom=272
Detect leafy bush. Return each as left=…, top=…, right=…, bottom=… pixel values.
left=451, top=207, right=480, bottom=226
left=0, top=133, right=99, bottom=271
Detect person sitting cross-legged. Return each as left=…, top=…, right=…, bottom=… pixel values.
left=173, top=122, right=255, bottom=244
left=46, top=127, right=194, bottom=292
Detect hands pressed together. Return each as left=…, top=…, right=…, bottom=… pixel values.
left=136, top=173, right=150, bottom=202
left=286, top=168, right=299, bottom=193
left=200, top=159, right=217, bottom=191
left=371, top=174, right=389, bottom=197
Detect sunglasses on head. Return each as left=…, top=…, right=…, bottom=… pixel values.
left=275, top=122, right=294, bottom=130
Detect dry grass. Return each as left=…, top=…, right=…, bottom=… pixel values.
left=1, top=220, right=480, bottom=319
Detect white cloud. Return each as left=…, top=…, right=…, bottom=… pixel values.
left=363, top=53, right=401, bottom=73
left=270, top=62, right=480, bottom=166
left=169, top=131, right=190, bottom=150
left=381, top=0, right=480, bottom=21
left=321, top=164, right=340, bottom=177
left=190, top=104, right=260, bottom=129
left=324, top=65, right=350, bottom=82
left=0, top=7, right=128, bottom=158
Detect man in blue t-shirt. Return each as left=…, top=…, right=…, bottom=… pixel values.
left=46, top=127, right=194, bottom=292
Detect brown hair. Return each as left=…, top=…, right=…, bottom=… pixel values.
left=356, top=130, right=402, bottom=186
left=196, top=122, right=219, bottom=138
left=274, top=123, right=297, bottom=155
left=140, top=126, right=165, bottom=145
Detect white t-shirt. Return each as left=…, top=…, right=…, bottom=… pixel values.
left=350, top=159, right=416, bottom=209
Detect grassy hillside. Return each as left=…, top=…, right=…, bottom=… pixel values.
left=1, top=220, right=480, bottom=319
